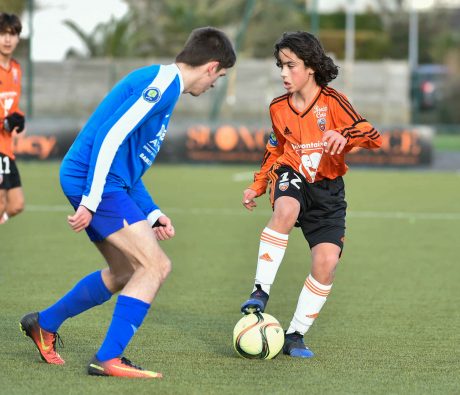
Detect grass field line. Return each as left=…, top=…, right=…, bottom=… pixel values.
left=26, top=204, right=460, bottom=220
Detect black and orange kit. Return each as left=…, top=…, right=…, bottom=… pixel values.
left=248, top=86, right=382, bottom=249
left=0, top=58, right=23, bottom=189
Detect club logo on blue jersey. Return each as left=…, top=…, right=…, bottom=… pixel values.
left=142, top=87, right=161, bottom=103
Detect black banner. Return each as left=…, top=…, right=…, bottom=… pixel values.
left=14, top=123, right=433, bottom=166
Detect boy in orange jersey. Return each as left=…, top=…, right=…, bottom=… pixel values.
left=0, top=13, right=25, bottom=224
left=240, top=31, right=382, bottom=358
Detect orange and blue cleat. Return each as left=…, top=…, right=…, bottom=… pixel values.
left=87, top=355, right=163, bottom=378
left=241, top=284, right=269, bottom=314
left=283, top=331, right=314, bottom=358
left=19, top=312, right=65, bottom=365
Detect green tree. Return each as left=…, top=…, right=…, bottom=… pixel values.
left=63, top=12, right=143, bottom=58
left=0, top=0, right=27, bottom=15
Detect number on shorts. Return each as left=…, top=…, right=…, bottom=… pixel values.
left=0, top=156, right=10, bottom=174
left=279, top=171, right=301, bottom=190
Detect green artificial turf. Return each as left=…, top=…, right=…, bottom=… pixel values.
left=0, top=162, right=459, bottom=395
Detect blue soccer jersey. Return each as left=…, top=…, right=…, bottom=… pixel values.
left=60, top=63, right=184, bottom=223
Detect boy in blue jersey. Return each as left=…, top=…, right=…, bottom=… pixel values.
left=20, top=27, right=236, bottom=378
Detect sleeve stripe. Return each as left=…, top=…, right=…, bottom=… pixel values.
left=324, top=87, right=362, bottom=122
left=270, top=94, right=289, bottom=107
left=323, top=91, right=358, bottom=122
left=344, top=127, right=379, bottom=140
left=261, top=150, right=271, bottom=167
left=82, top=65, right=178, bottom=212
left=325, top=87, right=362, bottom=121
left=368, top=130, right=380, bottom=139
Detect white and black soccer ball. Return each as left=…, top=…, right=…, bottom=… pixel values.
left=233, top=312, right=284, bottom=359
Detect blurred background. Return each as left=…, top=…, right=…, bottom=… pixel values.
left=3, top=0, right=460, bottom=168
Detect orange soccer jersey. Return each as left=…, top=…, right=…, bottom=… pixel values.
left=249, top=86, right=382, bottom=196
left=0, top=58, right=22, bottom=159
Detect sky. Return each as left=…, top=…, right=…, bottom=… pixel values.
left=20, top=0, right=459, bottom=61
left=22, top=0, right=128, bottom=61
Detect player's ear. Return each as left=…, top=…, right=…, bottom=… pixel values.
left=207, top=61, right=220, bottom=75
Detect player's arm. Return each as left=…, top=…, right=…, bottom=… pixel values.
left=4, top=74, right=25, bottom=134
left=243, top=126, right=284, bottom=211
left=80, top=66, right=179, bottom=215
left=80, top=93, right=151, bottom=214
left=325, top=91, right=382, bottom=154
left=129, top=179, right=175, bottom=241
left=3, top=64, right=26, bottom=134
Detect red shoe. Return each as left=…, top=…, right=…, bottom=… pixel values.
left=19, top=312, right=65, bottom=365
left=87, top=355, right=163, bottom=378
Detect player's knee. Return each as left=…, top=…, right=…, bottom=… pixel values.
left=138, top=254, right=172, bottom=284
left=155, top=255, right=172, bottom=282
left=314, top=253, right=339, bottom=281
left=271, top=204, right=299, bottom=230
left=8, top=202, right=24, bottom=216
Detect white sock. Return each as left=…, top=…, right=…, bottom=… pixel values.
left=286, top=274, right=332, bottom=335
left=253, top=227, right=288, bottom=294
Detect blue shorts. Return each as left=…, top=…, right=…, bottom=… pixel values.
left=67, top=191, right=146, bottom=242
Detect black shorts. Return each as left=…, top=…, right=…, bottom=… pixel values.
left=0, top=153, right=22, bottom=190
left=271, top=165, right=347, bottom=250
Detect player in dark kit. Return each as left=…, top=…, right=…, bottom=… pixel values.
left=240, top=31, right=382, bottom=358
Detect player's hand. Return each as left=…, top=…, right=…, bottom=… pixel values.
left=67, top=205, right=93, bottom=232
left=4, top=112, right=25, bottom=133
left=242, top=188, right=258, bottom=211
left=322, top=130, right=347, bottom=155
left=153, top=215, right=175, bottom=241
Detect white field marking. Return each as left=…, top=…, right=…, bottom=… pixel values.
left=232, top=171, right=255, bottom=182
left=25, top=204, right=460, bottom=221
left=27, top=204, right=70, bottom=212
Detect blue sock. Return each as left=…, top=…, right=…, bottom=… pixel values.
left=96, top=295, right=150, bottom=361
left=39, top=271, right=112, bottom=333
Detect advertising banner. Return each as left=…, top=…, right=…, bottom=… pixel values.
left=14, top=122, right=433, bottom=166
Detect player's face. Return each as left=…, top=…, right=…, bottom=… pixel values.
left=0, top=30, right=20, bottom=58
left=189, top=62, right=227, bottom=97
left=278, top=48, right=316, bottom=94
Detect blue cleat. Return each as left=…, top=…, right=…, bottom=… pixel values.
left=283, top=331, right=314, bottom=358
left=240, top=284, right=269, bottom=314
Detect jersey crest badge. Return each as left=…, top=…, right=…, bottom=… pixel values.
left=313, top=104, right=328, bottom=132
left=142, top=87, right=161, bottom=103
left=317, top=117, right=326, bottom=132
left=279, top=181, right=289, bottom=191
left=268, top=131, right=278, bottom=146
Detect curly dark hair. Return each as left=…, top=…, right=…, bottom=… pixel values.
left=274, top=31, right=338, bottom=87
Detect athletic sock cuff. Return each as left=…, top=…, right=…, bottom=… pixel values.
left=263, top=227, right=289, bottom=240
left=93, top=271, right=113, bottom=303
left=305, top=274, right=332, bottom=297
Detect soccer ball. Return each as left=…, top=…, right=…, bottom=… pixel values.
left=233, top=313, right=284, bottom=359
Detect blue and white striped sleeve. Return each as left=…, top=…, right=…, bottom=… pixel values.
left=80, top=65, right=179, bottom=212
left=128, top=179, right=164, bottom=226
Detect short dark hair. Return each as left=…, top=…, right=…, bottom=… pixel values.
left=175, top=27, right=236, bottom=70
left=274, top=31, right=338, bottom=87
left=0, top=13, right=22, bottom=35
